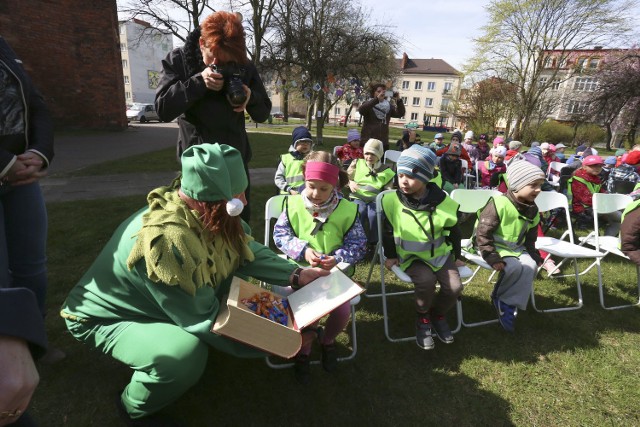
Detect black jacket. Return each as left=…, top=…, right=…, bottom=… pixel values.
left=155, top=29, right=271, bottom=163
left=0, top=36, right=54, bottom=174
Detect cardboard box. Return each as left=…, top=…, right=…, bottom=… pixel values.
left=212, top=268, right=364, bottom=359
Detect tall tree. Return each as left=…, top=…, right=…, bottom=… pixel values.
left=266, top=0, right=398, bottom=143
left=467, top=0, right=635, bottom=141
left=118, top=0, right=215, bottom=43
left=587, top=48, right=640, bottom=149
left=456, top=77, right=518, bottom=137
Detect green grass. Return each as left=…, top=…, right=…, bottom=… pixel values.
left=36, top=178, right=640, bottom=426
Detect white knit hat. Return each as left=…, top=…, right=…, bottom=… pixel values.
left=506, top=160, right=546, bottom=192
left=363, top=138, right=384, bottom=160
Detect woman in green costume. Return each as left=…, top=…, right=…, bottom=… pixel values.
left=61, top=143, right=327, bottom=426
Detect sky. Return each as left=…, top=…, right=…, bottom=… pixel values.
left=363, top=0, right=489, bottom=71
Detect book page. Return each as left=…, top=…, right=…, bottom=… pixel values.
left=287, top=268, right=364, bottom=329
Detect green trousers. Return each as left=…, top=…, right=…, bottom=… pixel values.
left=66, top=319, right=209, bottom=419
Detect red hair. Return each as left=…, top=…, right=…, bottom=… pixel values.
left=200, top=11, right=248, bottom=65
left=200, top=201, right=246, bottom=255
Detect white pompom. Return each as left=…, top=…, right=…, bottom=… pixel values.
left=226, top=198, right=244, bottom=217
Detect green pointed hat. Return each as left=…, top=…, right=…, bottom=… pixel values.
left=180, top=143, right=247, bottom=202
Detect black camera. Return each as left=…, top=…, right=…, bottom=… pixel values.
left=209, top=62, right=247, bottom=107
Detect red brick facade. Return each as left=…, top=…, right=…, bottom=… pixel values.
left=0, top=0, right=127, bottom=130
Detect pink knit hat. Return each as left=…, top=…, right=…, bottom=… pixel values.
left=493, top=136, right=505, bottom=147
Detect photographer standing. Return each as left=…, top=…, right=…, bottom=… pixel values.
left=155, top=11, right=271, bottom=221
left=358, top=83, right=405, bottom=152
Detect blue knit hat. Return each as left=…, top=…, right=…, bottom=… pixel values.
left=528, top=146, right=542, bottom=159
left=397, top=145, right=437, bottom=183
left=292, top=126, right=313, bottom=147
left=347, top=128, right=361, bottom=143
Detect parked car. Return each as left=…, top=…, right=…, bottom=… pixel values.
left=404, top=121, right=420, bottom=129
left=272, top=111, right=284, bottom=119
left=126, top=103, right=160, bottom=123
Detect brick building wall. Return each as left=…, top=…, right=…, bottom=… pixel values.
left=0, top=0, right=127, bottom=130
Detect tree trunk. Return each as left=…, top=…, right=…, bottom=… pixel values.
left=315, top=90, right=325, bottom=146
left=605, top=123, right=613, bottom=151
left=282, top=80, right=289, bottom=122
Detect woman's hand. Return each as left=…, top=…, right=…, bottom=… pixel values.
left=0, top=336, right=39, bottom=427
left=232, top=85, right=252, bottom=113
left=5, top=153, right=47, bottom=186
left=296, top=267, right=330, bottom=287
left=201, top=65, right=224, bottom=92
left=492, top=262, right=505, bottom=271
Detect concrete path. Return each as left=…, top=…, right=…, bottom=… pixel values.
left=40, top=123, right=276, bottom=203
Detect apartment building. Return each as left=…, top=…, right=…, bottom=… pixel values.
left=539, top=47, right=610, bottom=122
left=119, top=19, right=173, bottom=105
left=393, top=53, right=463, bottom=131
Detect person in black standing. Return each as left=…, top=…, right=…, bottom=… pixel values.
left=155, top=11, right=272, bottom=221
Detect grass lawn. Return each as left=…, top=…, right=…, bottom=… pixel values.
left=35, top=177, right=640, bottom=426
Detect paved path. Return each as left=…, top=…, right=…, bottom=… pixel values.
left=40, top=123, right=275, bottom=203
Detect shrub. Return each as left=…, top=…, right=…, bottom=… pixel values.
left=535, top=121, right=574, bottom=144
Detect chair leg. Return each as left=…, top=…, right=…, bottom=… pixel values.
left=531, top=257, right=583, bottom=313
left=597, top=260, right=640, bottom=310
left=365, top=242, right=414, bottom=299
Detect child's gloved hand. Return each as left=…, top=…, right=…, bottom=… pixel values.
left=492, top=262, right=506, bottom=271
left=384, top=258, right=399, bottom=270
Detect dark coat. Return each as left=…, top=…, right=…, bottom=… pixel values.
left=358, top=97, right=405, bottom=150
left=155, top=29, right=271, bottom=163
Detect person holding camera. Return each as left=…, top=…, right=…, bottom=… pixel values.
left=155, top=11, right=271, bottom=221
left=358, top=83, right=405, bottom=152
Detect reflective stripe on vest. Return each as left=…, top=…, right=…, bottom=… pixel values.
left=286, top=195, right=358, bottom=257
left=382, top=191, right=459, bottom=271
left=490, top=195, right=540, bottom=257
left=351, top=160, right=395, bottom=203
left=281, top=154, right=304, bottom=193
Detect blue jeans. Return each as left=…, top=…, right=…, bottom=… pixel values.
left=0, top=182, right=48, bottom=316
left=352, top=199, right=378, bottom=243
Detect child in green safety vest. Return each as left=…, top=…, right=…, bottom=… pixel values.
left=474, top=160, right=546, bottom=332
left=273, top=150, right=367, bottom=384
left=381, top=145, right=464, bottom=350
left=568, top=155, right=621, bottom=235
left=347, top=138, right=395, bottom=247
left=274, top=126, right=314, bottom=194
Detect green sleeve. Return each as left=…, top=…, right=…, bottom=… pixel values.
left=237, top=240, right=298, bottom=287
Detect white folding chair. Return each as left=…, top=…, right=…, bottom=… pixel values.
left=450, top=189, right=503, bottom=327
left=364, top=190, right=461, bottom=342
left=460, top=159, right=470, bottom=189
left=546, top=161, right=564, bottom=188
left=332, top=145, right=340, bottom=157
left=578, top=193, right=640, bottom=310
left=262, top=195, right=360, bottom=367
left=383, top=149, right=401, bottom=165
left=532, top=191, right=606, bottom=313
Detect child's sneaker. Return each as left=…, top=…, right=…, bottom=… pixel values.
left=492, top=296, right=517, bottom=333
left=431, top=314, right=454, bottom=344
left=415, top=316, right=435, bottom=350
left=293, top=353, right=311, bottom=385
left=542, top=259, right=559, bottom=276
left=320, top=343, right=338, bottom=373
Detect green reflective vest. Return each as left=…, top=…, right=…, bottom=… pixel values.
left=286, top=195, right=358, bottom=257
left=280, top=154, right=304, bottom=194
left=487, top=195, right=540, bottom=258
left=622, top=199, right=640, bottom=222
left=350, top=160, right=395, bottom=203
left=382, top=191, right=459, bottom=271
left=567, top=176, right=601, bottom=208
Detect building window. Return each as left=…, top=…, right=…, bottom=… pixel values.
left=576, top=57, right=586, bottom=70
left=123, top=75, right=129, bottom=84
left=441, top=99, right=450, bottom=110
left=567, top=100, right=589, bottom=114
left=401, top=96, right=408, bottom=105
left=122, top=59, right=128, bottom=69
left=120, top=43, right=127, bottom=51
left=538, top=77, right=548, bottom=87
left=443, top=82, right=452, bottom=94
left=427, top=81, right=436, bottom=91
left=414, top=81, right=422, bottom=90
left=573, top=77, right=597, bottom=91
left=410, top=112, right=418, bottom=120
left=412, top=97, right=420, bottom=106
left=425, top=98, right=433, bottom=107
left=402, top=81, right=410, bottom=90
left=551, top=79, right=561, bottom=90
left=589, top=58, right=600, bottom=69
left=334, top=107, right=341, bottom=115
left=125, top=91, right=131, bottom=100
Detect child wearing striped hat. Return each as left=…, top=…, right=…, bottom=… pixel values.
left=474, top=160, right=546, bottom=332
left=381, top=145, right=464, bottom=350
